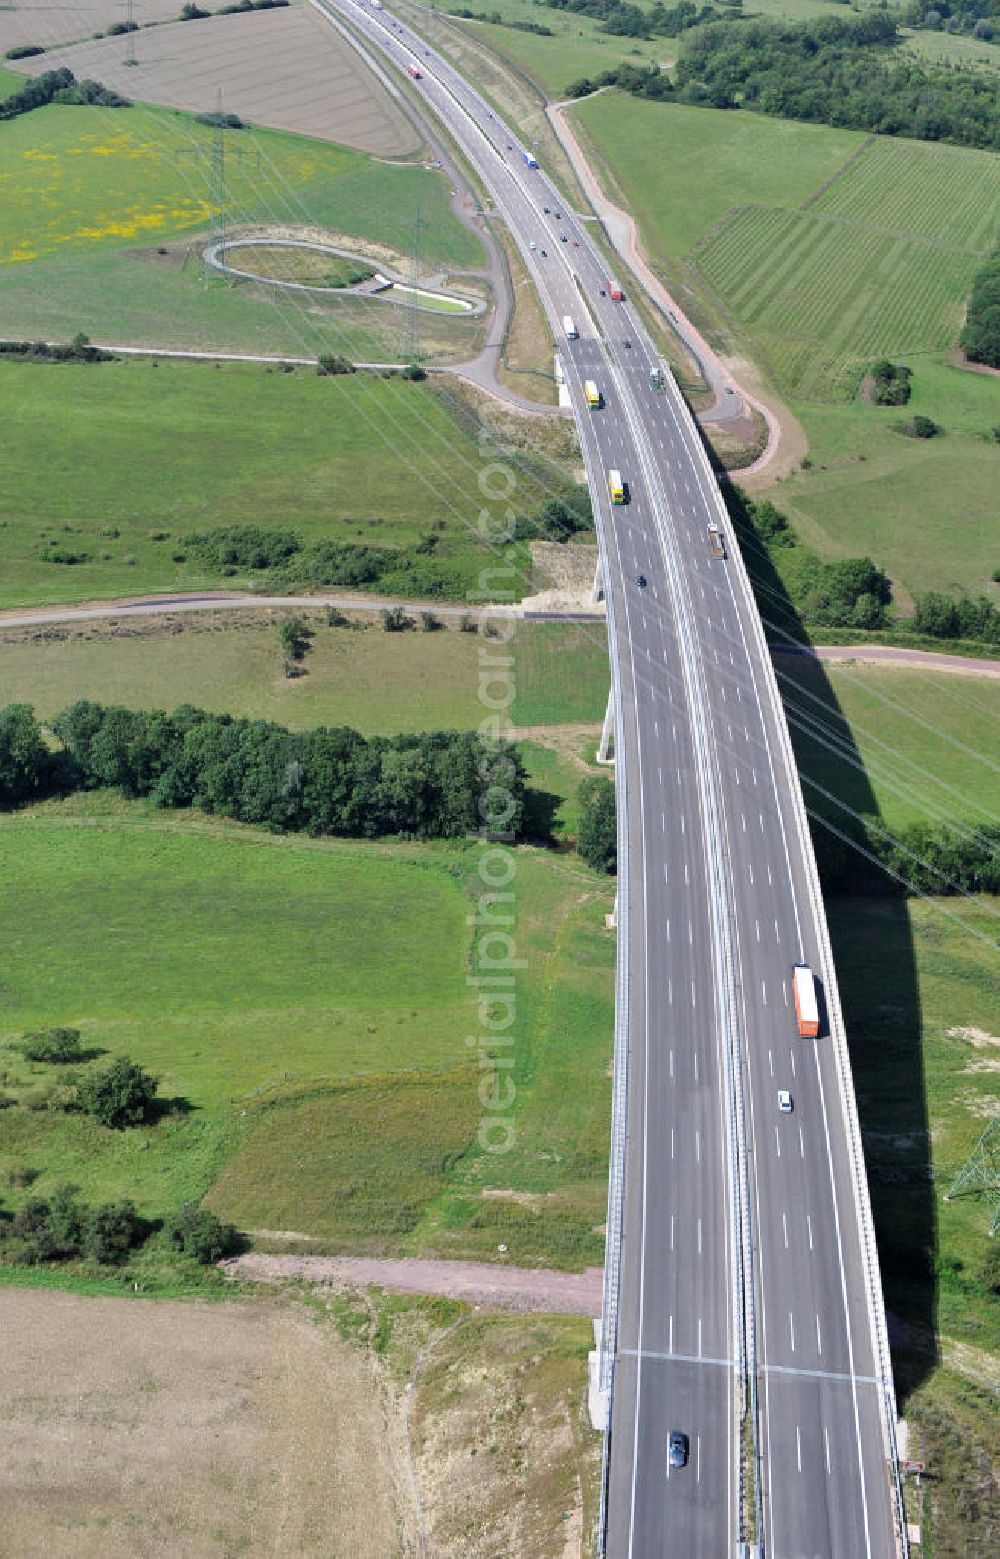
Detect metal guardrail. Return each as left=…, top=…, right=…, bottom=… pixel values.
left=664, top=374, right=908, bottom=1559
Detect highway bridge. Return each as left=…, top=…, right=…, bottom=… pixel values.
left=313, top=3, right=907, bottom=1551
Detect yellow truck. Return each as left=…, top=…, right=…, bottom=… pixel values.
left=585, top=379, right=601, bottom=408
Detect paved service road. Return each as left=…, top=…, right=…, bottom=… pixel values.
left=313, top=4, right=904, bottom=1554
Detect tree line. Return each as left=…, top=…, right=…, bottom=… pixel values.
left=911, top=590, right=1000, bottom=642
left=959, top=252, right=1000, bottom=370
left=568, top=14, right=1000, bottom=149
left=0, top=68, right=130, bottom=121
left=0, top=701, right=526, bottom=841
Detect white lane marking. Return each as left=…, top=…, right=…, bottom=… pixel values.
left=799, top=1126, right=805, bottom=1159
left=668, top=977, right=673, bottom=1006
left=816, top=1314, right=823, bottom=1355
left=768, top=1049, right=774, bottom=1076
left=669, top=1049, right=674, bottom=1080
left=807, top=1214, right=814, bottom=1251
left=728, top=724, right=733, bottom=742
left=688, top=919, right=693, bottom=945
left=680, top=813, right=685, bottom=836
left=796, top=1425, right=802, bottom=1473
left=748, top=863, right=754, bottom=885
left=774, top=916, right=781, bottom=944
left=782, top=1211, right=788, bottom=1249
left=669, top=1313, right=674, bottom=1354
left=660, top=812, right=665, bottom=833
left=695, top=1129, right=701, bottom=1164
left=697, top=1436, right=702, bottom=1484
left=737, top=686, right=742, bottom=702
left=666, top=917, right=671, bottom=943
left=783, top=983, right=789, bottom=1007
left=790, top=1049, right=796, bottom=1079
left=654, top=719, right=659, bottom=738
left=825, top=1428, right=832, bottom=1475
left=658, top=766, right=662, bottom=784
left=694, top=1051, right=699, bottom=1084
left=721, top=685, right=727, bottom=702
left=762, top=979, right=768, bottom=1006
left=670, top=1214, right=674, bottom=1251
left=752, top=768, right=758, bottom=787
left=671, top=1127, right=675, bottom=1160
left=664, top=862, right=669, bottom=885
left=759, top=810, right=765, bottom=832
left=755, top=918, right=760, bottom=943
left=789, top=1312, right=796, bottom=1353
left=775, top=1126, right=781, bottom=1159
left=767, top=863, right=773, bottom=886
left=684, top=862, right=689, bottom=885
left=698, top=1217, right=702, bottom=1255
left=741, top=812, right=746, bottom=832
left=698, top=1317, right=702, bottom=1357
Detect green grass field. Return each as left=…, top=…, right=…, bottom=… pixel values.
left=569, top=95, right=863, bottom=263
left=779, top=661, right=1000, bottom=833
left=0, top=357, right=564, bottom=607
left=0, top=100, right=483, bottom=359
left=778, top=356, right=1000, bottom=601
left=427, top=1, right=667, bottom=98
left=569, top=97, right=998, bottom=401
left=0, top=104, right=482, bottom=270
left=0, top=799, right=615, bottom=1267
left=0, top=618, right=610, bottom=735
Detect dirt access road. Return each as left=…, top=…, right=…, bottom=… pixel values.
left=225, top=1252, right=605, bottom=1315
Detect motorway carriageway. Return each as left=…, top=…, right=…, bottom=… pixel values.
left=312, top=3, right=903, bottom=1553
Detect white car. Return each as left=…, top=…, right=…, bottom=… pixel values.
left=777, top=1090, right=793, bottom=1114
left=529, top=241, right=537, bottom=251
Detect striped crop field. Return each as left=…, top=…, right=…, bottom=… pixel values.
left=684, top=128, right=998, bottom=399
left=809, top=138, right=1000, bottom=253
left=693, top=205, right=981, bottom=400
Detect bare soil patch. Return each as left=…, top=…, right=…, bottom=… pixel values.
left=0, top=1286, right=412, bottom=1556
left=0, top=0, right=223, bottom=53
left=14, top=7, right=421, bottom=156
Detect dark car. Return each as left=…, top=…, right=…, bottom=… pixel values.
left=543, top=205, right=550, bottom=213
left=668, top=1431, right=689, bottom=1470
left=540, top=248, right=547, bottom=257
left=561, top=234, right=568, bottom=242
left=600, top=288, right=606, bottom=296
left=635, top=574, right=647, bottom=588
left=623, top=339, right=632, bottom=349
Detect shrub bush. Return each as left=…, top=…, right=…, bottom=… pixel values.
left=79, top=1056, right=160, bottom=1130
left=164, top=1204, right=240, bottom=1263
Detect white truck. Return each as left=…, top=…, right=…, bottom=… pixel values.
left=563, top=315, right=578, bottom=340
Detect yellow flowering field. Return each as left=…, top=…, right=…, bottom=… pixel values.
left=0, top=105, right=482, bottom=268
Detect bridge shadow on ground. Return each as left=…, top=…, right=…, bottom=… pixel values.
left=726, top=486, right=936, bottom=1404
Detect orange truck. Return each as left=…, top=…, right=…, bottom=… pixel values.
left=792, top=964, right=819, bottom=1037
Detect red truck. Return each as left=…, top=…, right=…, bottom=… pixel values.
left=407, top=63, right=422, bottom=79
left=608, top=284, right=625, bottom=302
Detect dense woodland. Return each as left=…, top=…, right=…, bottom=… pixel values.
left=0, top=702, right=526, bottom=841
left=0, top=68, right=129, bottom=120
left=567, top=13, right=1000, bottom=147
left=959, top=253, right=1000, bottom=368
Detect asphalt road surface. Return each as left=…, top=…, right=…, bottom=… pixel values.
left=314, top=4, right=903, bottom=1553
